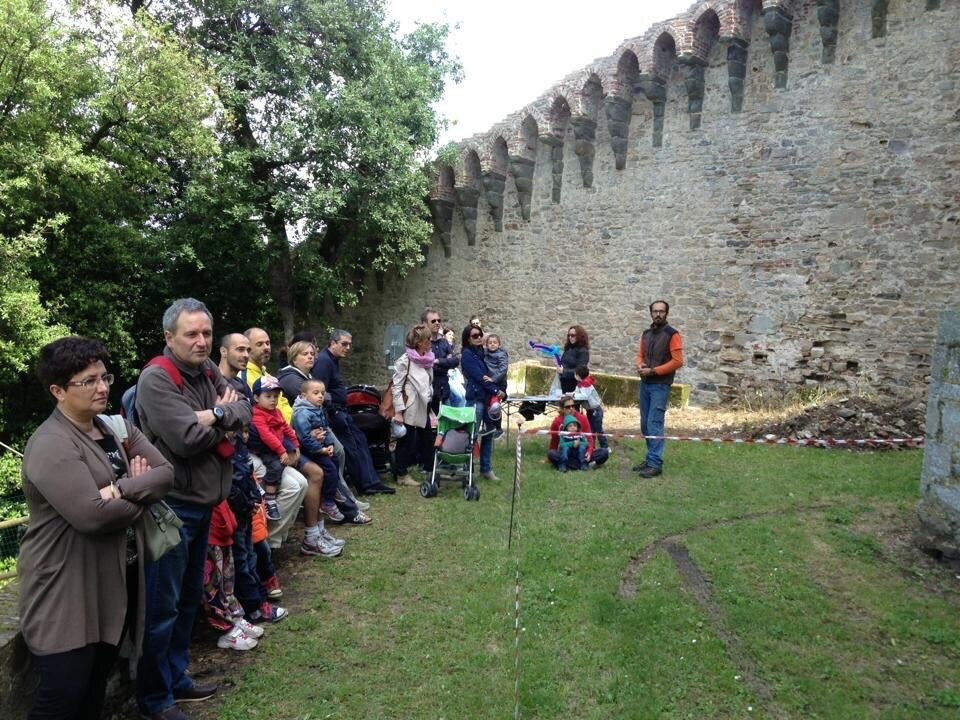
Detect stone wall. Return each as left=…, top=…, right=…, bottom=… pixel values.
left=918, top=309, right=960, bottom=558
left=333, top=0, right=960, bottom=404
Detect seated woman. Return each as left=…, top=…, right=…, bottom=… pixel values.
left=18, top=336, right=174, bottom=719
left=391, top=324, right=434, bottom=486
left=276, top=340, right=317, bottom=408
left=558, top=324, right=590, bottom=394
left=460, top=324, right=505, bottom=482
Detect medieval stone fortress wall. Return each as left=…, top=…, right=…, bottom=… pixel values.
left=334, top=0, right=959, bottom=404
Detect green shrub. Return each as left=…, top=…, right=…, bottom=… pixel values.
left=0, top=452, right=22, bottom=496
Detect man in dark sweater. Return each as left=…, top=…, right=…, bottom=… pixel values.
left=311, top=329, right=395, bottom=495
left=634, top=300, right=684, bottom=478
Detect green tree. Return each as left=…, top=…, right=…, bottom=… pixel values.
left=135, top=0, right=460, bottom=337
left=0, top=0, right=224, bottom=435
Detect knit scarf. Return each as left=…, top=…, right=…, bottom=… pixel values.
left=406, top=347, right=436, bottom=368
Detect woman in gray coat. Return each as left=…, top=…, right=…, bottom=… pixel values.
left=17, top=337, right=173, bottom=719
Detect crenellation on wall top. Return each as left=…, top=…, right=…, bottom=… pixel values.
left=426, top=0, right=941, bottom=203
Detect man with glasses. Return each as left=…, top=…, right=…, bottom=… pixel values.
left=546, top=395, right=610, bottom=469
left=633, top=300, right=684, bottom=478
left=311, top=329, right=395, bottom=495
left=135, top=299, right=251, bottom=720
left=422, top=307, right=459, bottom=467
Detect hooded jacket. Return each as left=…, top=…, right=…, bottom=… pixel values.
left=276, top=364, right=311, bottom=408
left=290, top=396, right=335, bottom=461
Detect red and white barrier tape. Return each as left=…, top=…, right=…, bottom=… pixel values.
left=517, top=427, right=924, bottom=448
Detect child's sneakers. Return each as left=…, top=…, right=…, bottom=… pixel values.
left=300, top=534, right=343, bottom=558
left=319, top=527, right=346, bottom=548
left=321, top=501, right=345, bottom=522
left=217, top=624, right=258, bottom=651
left=248, top=601, right=288, bottom=624
left=264, top=495, right=282, bottom=521
left=233, top=616, right=264, bottom=639
left=263, top=575, right=283, bottom=600
left=347, top=510, right=372, bottom=525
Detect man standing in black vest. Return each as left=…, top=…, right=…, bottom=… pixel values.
left=634, top=300, right=684, bottom=478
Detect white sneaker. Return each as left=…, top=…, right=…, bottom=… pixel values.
left=354, top=498, right=371, bottom=511
left=320, top=527, right=346, bottom=547
left=217, top=624, right=258, bottom=651
left=233, top=617, right=264, bottom=639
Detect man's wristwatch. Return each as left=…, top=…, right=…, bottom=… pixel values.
left=212, top=406, right=225, bottom=426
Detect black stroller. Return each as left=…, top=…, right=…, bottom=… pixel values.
left=345, top=385, right=392, bottom=475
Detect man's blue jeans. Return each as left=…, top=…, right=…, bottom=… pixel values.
left=640, top=382, right=670, bottom=469
left=474, top=401, right=493, bottom=473
left=137, top=499, right=211, bottom=714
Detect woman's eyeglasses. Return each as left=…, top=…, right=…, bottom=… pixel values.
left=64, top=373, right=115, bottom=390
left=469, top=333, right=482, bottom=339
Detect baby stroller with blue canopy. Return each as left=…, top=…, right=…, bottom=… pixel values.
left=421, top=404, right=480, bottom=501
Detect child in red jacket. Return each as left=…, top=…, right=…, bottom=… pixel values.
left=249, top=375, right=341, bottom=559
left=248, top=376, right=302, bottom=520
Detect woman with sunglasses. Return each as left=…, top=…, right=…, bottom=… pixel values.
left=18, top=336, right=173, bottom=719
left=558, top=325, right=590, bottom=393
left=460, top=325, right=504, bottom=481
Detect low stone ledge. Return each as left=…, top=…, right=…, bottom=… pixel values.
left=507, top=361, right=690, bottom=409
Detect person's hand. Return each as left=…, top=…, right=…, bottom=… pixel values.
left=573, top=438, right=580, bottom=446
left=129, top=455, right=152, bottom=478
left=280, top=451, right=294, bottom=466
left=482, top=374, right=493, bottom=383
left=99, top=484, right=122, bottom=500
left=585, top=451, right=592, bottom=462
left=217, top=386, right=239, bottom=405
left=322, top=445, right=335, bottom=456
left=290, top=448, right=300, bottom=464
left=497, top=390, right=506, bottom=400
left=555, top=366, right=562, bottom=374
left=310, top=428, right=325, bottom=440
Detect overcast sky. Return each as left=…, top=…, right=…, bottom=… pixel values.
left=386, top=0, right=694, bottom=147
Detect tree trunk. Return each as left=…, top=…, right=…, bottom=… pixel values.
left=263, top=207, right=296, bottom=341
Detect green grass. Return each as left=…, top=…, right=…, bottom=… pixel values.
left=194, top=441, right=959, bottom=720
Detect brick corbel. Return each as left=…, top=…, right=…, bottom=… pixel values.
left=636, top=74, right=667, bottom=148
left=426, top=196, right=455, bottom=258
left=721, top=37, right=749, bottom=112
left=453, top=185, right=480, bottom=245
left=507, top=155, right=535, bottom=221
left=570, top=115, right=597, bottom=187
left=763, top=6, right=793, bottom=89
left=677, top=53, right=707, bottom=130
left=481, top=170, right=506, bottom=232
left=603, top=95, right=632, bottom=169
left=815, top=0, right=840, bottom=64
